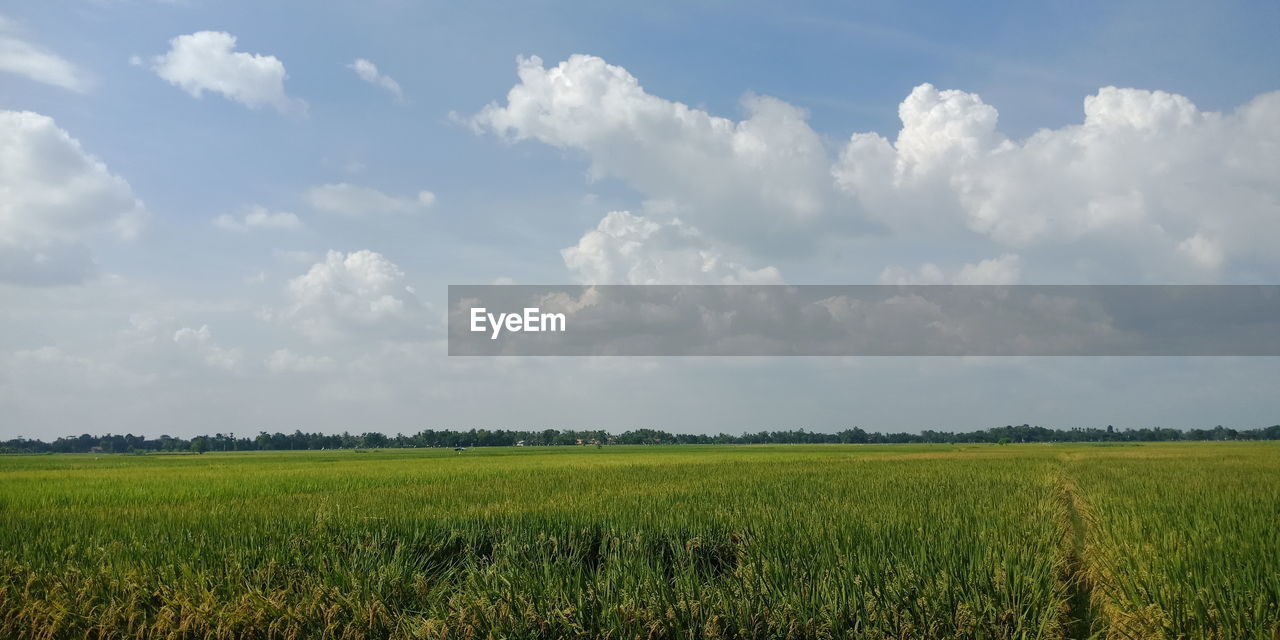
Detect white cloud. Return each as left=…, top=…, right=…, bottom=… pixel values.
left=0, top=110, right=147, bottom=285
left=279, top=250, right=427, bottom=342
left=347, top=58, right=403, bottom=102
left=878, top=262, right=945, bottom=286
left=306, top=183, right=435, bottom=216
left=1176, top=233, right=1223, bottom=270
left=471, top=55, right=836, bottom=249
left=150, top=31, right=303, bottom=113
left=474, top=55, right=1280, bottom=282
left=954, top=254, right=1022, bottom=285
left=213, top=205, right=302, bottom=232
left=0, top=15, right=90, bottom=92
left=172, top=324, right=243, bottom=371
left=880, top=254, right=1021, bottom=285
left=562, top=211, right=783, bottom=285
left=835, top=84, right=1280, bottom=281
left=111, top=313, right=253, bottom=379
left=265, top=348, right=337, bottom=374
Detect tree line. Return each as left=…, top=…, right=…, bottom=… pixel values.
left=2, top=423, right=1278, bottom=454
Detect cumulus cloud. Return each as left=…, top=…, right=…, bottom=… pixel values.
left=150, top=31, right=304, bottom=113
left=279, top=250, right=427, bottom=342
left=347, top=58, right=403, bottom=102
left=306, top=183, right=435, bottom=216
left=880, top=254, right=1022, bottom=285
left=835, top=84, right=1280, bottom=281
left=0, top=15, right=90, bottom=91
left=474, top=55, right=1280, bottom=282
left=562, top=211, right=783, bottom=284
left=0, top=110, right=147, bottom=285
left=471, top=55, right=837, bottom=249
left=213, top=205, right=302, bottom=232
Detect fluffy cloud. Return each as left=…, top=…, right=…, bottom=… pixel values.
left=306, top=183, right=435, bottom=216
left=476, top=55, right=1280, bottom=283
left=347, top=58, right=403, bottom=102
left=880, top=254, right=1022, bottom=285
left=0, top=15, right=89, bottom=92
left=471, top=55, right=836, bottom=249
left=0, top=110, right=146, bottom=285
left=279, top=250, right=427, bottom=342
left=835, top=84, right=1280, bottom=281
left=151, top=31, right=303, bottom=113
left=213, top=206, right=301, bottom=232
left=562, top=211, right=782, bottom=284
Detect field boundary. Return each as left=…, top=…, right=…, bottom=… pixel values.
left=1055, top=466, right=1101, bottom=640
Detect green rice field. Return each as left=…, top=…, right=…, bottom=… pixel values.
left=1, top=442, right=1277, bottom=639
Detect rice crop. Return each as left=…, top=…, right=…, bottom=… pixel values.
left=1068, top=443, right=1280, bottom=639
left=0, top=442, right=1275, bottom=639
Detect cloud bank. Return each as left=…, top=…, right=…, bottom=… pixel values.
left=834, top=84, right=1280, bottom=282
left=475, top=55, right=1280, bottom=284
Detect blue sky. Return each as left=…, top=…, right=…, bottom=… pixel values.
left=2, top=1, right=1278, bottom=438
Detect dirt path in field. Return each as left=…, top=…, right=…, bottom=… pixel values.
left=1055, top=467, right=1100, bottom=639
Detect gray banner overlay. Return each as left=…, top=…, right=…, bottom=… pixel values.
left=448, top=285, right=1280, bottom=356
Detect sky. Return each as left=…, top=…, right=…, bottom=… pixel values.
left=2, top=0, right=1279, bottom=439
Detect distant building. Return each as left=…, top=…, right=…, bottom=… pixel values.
left=515, top=440, right=526, bottom=447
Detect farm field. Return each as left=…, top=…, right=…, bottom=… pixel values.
left=0, top=442, right=1277, bottom=639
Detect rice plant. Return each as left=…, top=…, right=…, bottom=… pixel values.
left=0, top=442, right=1274, bottom=639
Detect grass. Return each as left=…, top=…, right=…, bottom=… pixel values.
left=0, top=442, right=1276, bottom=639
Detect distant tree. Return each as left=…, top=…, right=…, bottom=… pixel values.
left=10, top=422, right=1280, bottom=455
